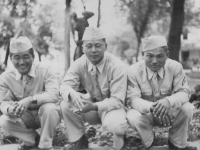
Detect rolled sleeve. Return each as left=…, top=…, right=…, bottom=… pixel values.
left=96, top=98, right=123, bottom=112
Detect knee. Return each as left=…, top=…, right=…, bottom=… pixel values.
left=0, top=115, right=11, bottom=130
left=127, top=109, right=142, bottom=127
left=60, top=100, right=71, bottom=114
left=107, top=121, right=127, bottom=136
left=39, top=103, right=60, bottom=117
left=180, top=102, right=194, bottom=119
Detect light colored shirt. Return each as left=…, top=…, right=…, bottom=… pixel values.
left=60, top=52, right=127, bottom=112
left=0, top=62, right=59, bottom=115
left=126, top=59, right=190, bottom=114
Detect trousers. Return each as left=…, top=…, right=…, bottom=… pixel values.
left=60, top=100, right=128, bottom=150
left=127, top=102, right=193, bottom=148
left=0, top=103, right=61, bottom=149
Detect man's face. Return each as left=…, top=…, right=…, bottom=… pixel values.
left=11, top=50, right=34, bottom=75
left=144, top=47, right=168, bottom=72
left=83, top=39, right=107, bottom=65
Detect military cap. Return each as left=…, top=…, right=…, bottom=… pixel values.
left=82, top=27, right=105, bottom=41
left=10, top=36, right=33, bottom=53
left=142, top=35, right=167, bottom=52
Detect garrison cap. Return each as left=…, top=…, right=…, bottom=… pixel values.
left=10, top=36, right=33, bottom=54
left=82, top=27, right=105, bottom=41
left=142, top=35, right=167, bottom=52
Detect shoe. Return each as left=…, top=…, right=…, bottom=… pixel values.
left=18, top=144, right=36, bottom=150
left=145, top=132, right=155, bottom=150
left=18, top=133, right=40, bottom=150
left=39, top=148, right=54, bottom=150
left=121, top=135, right=128, bottom=150
left=64, top=134, right=88, bottom=150
left=168, top=140, right=197, bottom=150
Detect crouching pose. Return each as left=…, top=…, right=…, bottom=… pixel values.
left=60, top=27, right=128, bottom=150
left=0, top=37, right=61, bottom=150
left=126, top=35, right=197, bottom=150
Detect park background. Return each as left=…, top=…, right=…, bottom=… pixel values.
left=0, top=0, right=200, bottom=149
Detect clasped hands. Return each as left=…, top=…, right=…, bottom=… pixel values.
left=8, top=96, right=33, bottom=118
left=69, top=91, right=98, bottom=114
left=150, top=98, right=173, bottom=127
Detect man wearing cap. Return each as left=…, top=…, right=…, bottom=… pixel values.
left=60, top=27, right=128, bottom=150
left=0, top=36, right=61, bottom=150
left=126, top=35, right=196, bottom=150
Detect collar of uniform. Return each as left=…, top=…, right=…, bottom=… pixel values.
left=88, top=52, right=107, bottom=74
left=146, top=66, right=164, bottom=80
left=15, top=63, right=36, bottom=80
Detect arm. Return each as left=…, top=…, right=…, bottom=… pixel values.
left=34, top=66, right=59, bottom=105
left=0, top=78, right=16, bottom=115
left=95, top=64, right=127, bottom=112
left=165, top=63, right=190, bottom=108
left=126, top=67, right=153, bottom=114
left=60, top=60, right=84, bottom=102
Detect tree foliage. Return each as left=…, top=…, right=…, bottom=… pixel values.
left=168, top=0, right=185, bottom=61
left=0, top=0, right=55, bottom=58
left=116, top=0, right=171, bottom=61
left=116, top=0, right=200, bottom=62
left=184, top=0, right=200, bottom=27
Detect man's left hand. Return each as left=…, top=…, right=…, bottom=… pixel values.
left=14, top=97, right=32, bottom=117
left=152, top=98, right=171, bottom=119
left=80, top=100, right=98, bottom=113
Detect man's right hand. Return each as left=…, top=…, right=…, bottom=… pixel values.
left=8, top=102, right=18, bottom=117
left=150, top=104, right=173, bottom=127
left=69, top=90, right=85, bottom=111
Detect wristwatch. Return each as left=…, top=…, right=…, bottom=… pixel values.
left=31, top=96, right=37, bottom=104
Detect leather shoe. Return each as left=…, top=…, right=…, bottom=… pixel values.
left=168, top=140, right=197, bottom=150
left=64, top=134, right=88, bottom=150
left=39, top=148, right=54, bottom=150
left=18, top=144, right=36, bottom=150
left=18, top=133, right=40, bottom=150
left=145, top=132, right=155, bottom=150
left=121, top=135, right=128, bottom=150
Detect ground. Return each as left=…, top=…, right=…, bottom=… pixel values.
left=0, top=110, right=200, bottom=150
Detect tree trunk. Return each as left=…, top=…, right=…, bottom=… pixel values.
left=97, top=0, right=101, bottom=27
left=64, top=0, right=71, bottom=74
left=135, top=39, right=141, bottom=62
left=168, top=0, right=185, bottom=61
left=133, top=0, right=153, bottom=62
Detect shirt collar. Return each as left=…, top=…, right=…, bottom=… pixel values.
left=15, top=63, right=36, bottom=80
left=88, top=53, right=107, bottom=74
left=146, top=66, right=164, bottom=80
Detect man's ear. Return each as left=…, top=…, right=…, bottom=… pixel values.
left=33, top=53, right=35, bottom=59
left=82, top=46, right=85, bottom=53
left=166, top=51, right=169, bottom=57
left=105, top=43, right=107, bottom=50
left=142, top=52, right=144, bottom=56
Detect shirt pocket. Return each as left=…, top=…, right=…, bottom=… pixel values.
left=101, top=88, right=110, bottom=98
left=160, top=87, right=171, bottom=96
left=86, top=85, right=93, bottom=94
left=13, top=92, right=23, bottom=101
left=141, top=90, right=153, bottom=100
